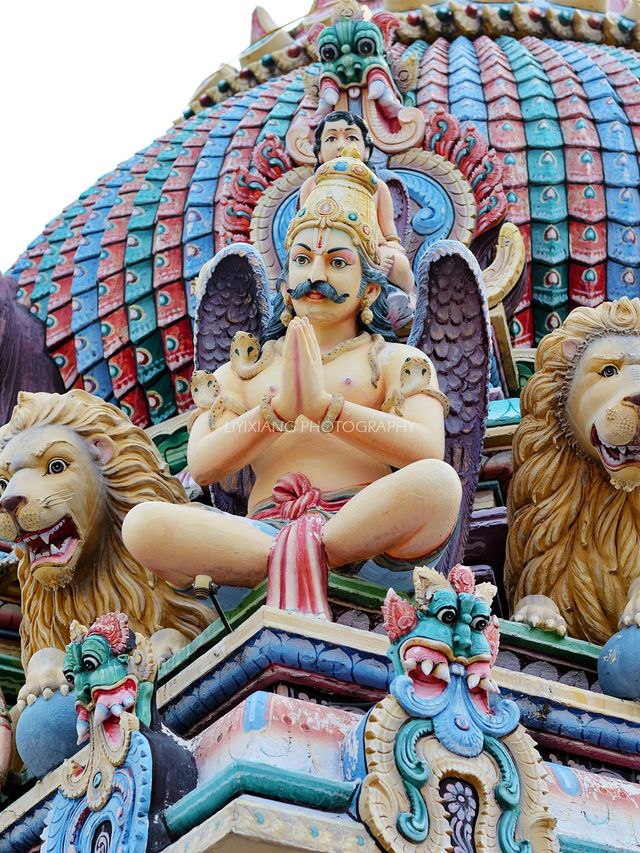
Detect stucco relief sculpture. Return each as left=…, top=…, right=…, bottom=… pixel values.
left=123, top=147, right=470, bottom=621
left=286, top=0, right=425, bottom=160
left=5, top=0, right=640, bottom=848
left=0, top=390, right=211, bottom=708
left=43, top=612, right=197, bottom=852
left=300, top=111, right=415, bottom=297
left=356, top=565, right=558, bottom=853
left=506, top=297, right=640, bottom=645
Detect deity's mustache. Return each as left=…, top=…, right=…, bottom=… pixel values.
left=287, top=280, right=349, bottom=304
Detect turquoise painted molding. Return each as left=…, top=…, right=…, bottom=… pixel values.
left=163, top=760, right=357, bottom=840
left=158, top=573, right=405, bottom=684
left=500, top=620, right=601, bottom=669
left=328, top=572, right=408, bottom=610
left=558, top=835, right=628, bottom=853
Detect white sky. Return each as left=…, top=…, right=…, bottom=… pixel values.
left=0, top=0, right=304, bottom=272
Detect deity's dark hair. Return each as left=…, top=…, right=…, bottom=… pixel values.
left=312, top=111, right=374, bottom=171
left=261, top=249, right=397, bottom=345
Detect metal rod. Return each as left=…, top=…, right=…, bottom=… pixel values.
left=207, top=582, right=232, bottom=634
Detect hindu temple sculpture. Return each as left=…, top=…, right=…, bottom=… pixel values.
left=42, top=612, right=197, bottom=852
left=286, top=0, right=426, bottom=157
left=506, top=297, right=640, bottom=645
left=300, top=111, right=416, bottom=296
left=0, top=0, right=529, bottom=430
left=3, top=0, right=640, bottom=850
left=0, top=390, right=211, bottom=710
left=123, top=145, right=482, bottom=620
left=354, top=565, right=558, bottom=852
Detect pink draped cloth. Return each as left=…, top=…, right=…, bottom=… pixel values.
left=252, top=472, right=352, bottom=619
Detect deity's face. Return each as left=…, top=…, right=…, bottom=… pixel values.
left=319, top=119, right=367, bottom=164
left=285, top=226, right=378, bottom=326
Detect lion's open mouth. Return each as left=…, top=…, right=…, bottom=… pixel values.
left=401, top=642, right=498, bottom=714
left=18, top=515, right=80, bottom=568
left=591, top=425, right=640, bottom=470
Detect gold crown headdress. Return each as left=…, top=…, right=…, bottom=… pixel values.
left=285, top=145, right=380, bottom=266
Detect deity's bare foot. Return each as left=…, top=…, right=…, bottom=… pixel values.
left=122, top=501, right=273, bottom=589
left=512, top=595, right=568, bottom=637
left=322, top=459, right=461, bottom=569
left=378, top=244, right=414, bottom=294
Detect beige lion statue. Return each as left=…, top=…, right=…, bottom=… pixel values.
left=0, top=390, right=212, bottom=708
left=505, top=297, right=640, bottom=646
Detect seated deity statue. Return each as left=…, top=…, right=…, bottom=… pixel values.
left=123, top=146, right=462, bottom=620
left=299, top=111, right=415, bottom=296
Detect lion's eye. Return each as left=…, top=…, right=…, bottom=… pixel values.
left=436, top=606, right=458, bottom=625
left=0, top=478, right=8, bottom=492
left=47, top=459, right=68, bottom=475
left=600, top=364, right=619, bottom=378
left=82, top=655, right=100, bottom=672
left=471, top=615, right=489, bottom=631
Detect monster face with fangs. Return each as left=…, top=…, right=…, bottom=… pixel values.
left=382, top=565, right=520, bottom=757
left=48, top=612, right=198, bottom=852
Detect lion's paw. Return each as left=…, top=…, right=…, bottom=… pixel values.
left=16, top=648, right=69, bottom=713
left=512, top=595, right=568, bottom=638
left=620, top=590, right=640, bottom=629
left=150, top=628, right=188, bottom=666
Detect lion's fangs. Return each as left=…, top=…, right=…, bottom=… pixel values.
left=21, top=515, right=79, bottom=564
left=591, top=424, right=640, bottom=470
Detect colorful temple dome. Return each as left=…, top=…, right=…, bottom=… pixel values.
left=5, top=0, right=640, bottom=427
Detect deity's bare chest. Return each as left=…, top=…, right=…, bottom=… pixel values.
left=239, top=347, right=386, bottom=410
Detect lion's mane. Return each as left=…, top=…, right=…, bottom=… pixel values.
left=505, top=297, right=640, bottom=645
left=0, top=390, right=212, bottom=667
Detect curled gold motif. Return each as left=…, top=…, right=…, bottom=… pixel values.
left=60, top=713, right=139, bottom=811
left=359, top=695, right=558, bottom=853
left=482, top=222, right=526, bottom=309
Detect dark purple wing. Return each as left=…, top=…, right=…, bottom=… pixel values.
left=194, top=243, right=271, bottom=372
left=193, top=243, right=272, bottom=514
left=408, top=240, right=490, bottom=570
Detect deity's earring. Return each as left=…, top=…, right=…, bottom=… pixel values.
left=280, top=293, right=293, bottom=327
left=359, top=292, right=374, bottom=326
